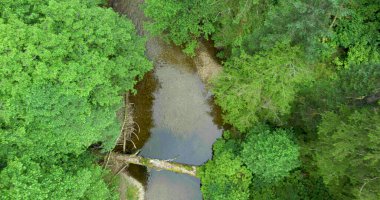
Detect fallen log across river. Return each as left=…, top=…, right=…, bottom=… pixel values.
left=114, top=153, right=198, bottom=177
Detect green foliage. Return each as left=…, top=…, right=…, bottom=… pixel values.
left=143, top=0, right=270, bottom=56
left=200, top=127, right=301, bottom=199
left=149, top=0, right=378, bottom=62
left=242, top=125, right=300, bottom=183
left=185, top=0, right=380, bottom=198
left=338, top=64, right=380, bottom=99
left=0, top=0, right=151, bottom=198
left=316, top=108, right=380, bottom=199
left=292, top=63, right=380, bottom=135
left=143, top=0, right=344, bottom=59
left=143, top=0, right=217, bottom=56
left=207, top=0, right=270, bottom=55
left=251, top=171, right=332, bottom=200
left=242, top=0, right=337, bottom=59
left=199, top=132, right=252, bottom=200
left=0, top=0, right=151, bottom=159
left=0, top=155, right=117, bottom=200
left=213, top=44, right=311, bottom=131
left=332, top=0, right=380, bottom=67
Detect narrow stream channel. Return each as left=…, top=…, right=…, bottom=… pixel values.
left=112, top=0, right=223, bottom=199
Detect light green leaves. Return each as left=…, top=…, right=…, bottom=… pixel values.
left=0, top=0, right=152, bottom=159
left=0, top=156, right=117, bottom=200
left=0, top=0, right=151, bottom=199
left=213, top=44, right=312, bottom=131
left=242, top=125, right=300, bottom=183
left=143, top=0, right=217, bottom=56
left=199, top=134, right=252, bottom=200
left=200, top=126, right=300, bottom=200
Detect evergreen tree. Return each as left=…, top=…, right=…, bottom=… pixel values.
left=316, top=108, right=380, bottom=199
left=213, top=44, right=312, bottom=131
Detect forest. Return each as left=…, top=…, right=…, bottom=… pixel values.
left=1, top=0, right=379, bottom=200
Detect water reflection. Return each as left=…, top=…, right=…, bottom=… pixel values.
left=138, top=61, right=222, bottom=200
left=146, top=171, right=201, bottom=200
left=113, top=0, right=223, bottom=199
left=128, top=71, right=158, bottom=150
left=153, top=66, right=210, bottom=137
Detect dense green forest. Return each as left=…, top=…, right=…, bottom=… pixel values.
left=144, top=0, right=379, bottom=199
left=1, top=0, right=379, bottom=199
left=0, top=0, right=151, bottom=199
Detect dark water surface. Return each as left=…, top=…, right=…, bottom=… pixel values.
left=112, top=1, right=223, bottom=199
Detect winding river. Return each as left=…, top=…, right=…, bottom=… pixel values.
left=112, top=0, right=223, bottom=199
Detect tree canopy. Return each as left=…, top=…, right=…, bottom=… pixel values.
left=242, top=126, right=300, bottom=183
left=316, top=108, right=380, bottom=199
left=145, top=0, right=380, bottom=198
left=199, top=134, right=251, bottom=200
left=1, top=0, right=379, bottom=199
left=200, top=126, right=301, bottom=200
left=0, top=0, right=151, bottom=198
left=213, top=44, right=311, bottom=131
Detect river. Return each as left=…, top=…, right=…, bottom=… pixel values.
left=112, top=0, right=223, bottom=199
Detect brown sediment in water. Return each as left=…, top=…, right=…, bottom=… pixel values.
left=194, top=41, right=222, bottom=84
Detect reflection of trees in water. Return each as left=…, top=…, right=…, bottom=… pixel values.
left=111, top=0, right=147, bottom=36
left=207, top=96, right=227, bottom=131
left=126, top=71, right=158, bottom=187
left=146, top=171, right=201, bottom=200
left=129, top=71, right=158, bottom=150
left=153, top=66, right=210, bottom=137
left=127, top=164, right=149, bottom=188
left=111, top=0, right=223, bottom=198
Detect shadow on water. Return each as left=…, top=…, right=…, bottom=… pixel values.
left=129, top=71, right=158, bottom=150
left=127, top=71, right=158, bottom=187
left=112, top=0, right=225, bottom=199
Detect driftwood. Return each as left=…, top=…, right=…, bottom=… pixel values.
left=114, top=154, right=198, bottom=177
left=115, top=93, right=139, bottom=152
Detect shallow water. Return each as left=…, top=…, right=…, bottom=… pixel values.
left=112, top=0, right=223, bottom=199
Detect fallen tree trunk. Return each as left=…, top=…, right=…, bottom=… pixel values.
left=114, top=154, right=198, bottom=177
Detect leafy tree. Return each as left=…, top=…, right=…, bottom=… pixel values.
left=199, top=132, right=252, bottom=200
left=0, top=0, right=151, bottom=159
left=0, top=155, right=117, bottom=200
left=251, top=171, right=332, bottom=200
left=143, top=0, right=271, bottom=56
left=143, top=0, right=217, bottom=55
left=200, top=127, right=301, bottom=199
left=242, top=125, right=300, bottom=183
left=213, top=43, right=312, bottom=131
left=0, top=0, right=151, bottom=198
left=143, top=0, right=344, bottom=59
left=331, top=0, right=380, bottom=67
left=316, top=108, right=380, bottom=199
